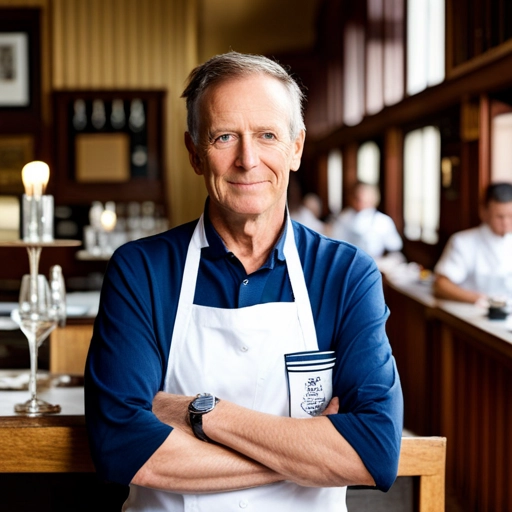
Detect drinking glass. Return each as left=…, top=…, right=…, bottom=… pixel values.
left=14, top=274, right=60, bottom=415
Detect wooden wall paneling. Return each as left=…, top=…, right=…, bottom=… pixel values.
left=314, top=47, right=512, bottom=154
left=508, top=375, right=512, bottom=512
left=445, top=0, right=455, bottom=74
left=493, top=365, right=505, bottom=510
left=383, top=282, right=432, bottom=435
left=480, top=356, right=491, bottom=511
left=435, top=319, right=512, bottom=512
left=314, top=152, right=329, bottom=219
left=478, top=94, right=491, bottom=194
left=383, top=127, right=403, bottom=231
left=341, top=142, right=358, bottom=205
left=50, top=0, right=201, bottom=227
left=391, top=292, right=512, bottom=511
left=468, top=345, right=480, bottom=509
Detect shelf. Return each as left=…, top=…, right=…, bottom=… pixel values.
left=75, top=250, right=109, bottom=261
left=0, top=240, right=81, bottom=249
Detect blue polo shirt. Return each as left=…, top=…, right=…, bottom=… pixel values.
left=85, top=206, right=403, bottom=491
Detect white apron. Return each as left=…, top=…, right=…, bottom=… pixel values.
left=124, top=215, right=347, bottom=511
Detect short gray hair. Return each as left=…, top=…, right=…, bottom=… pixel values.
left=182, top=51, right=306, bottom=144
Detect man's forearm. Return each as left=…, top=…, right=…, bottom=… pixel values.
left=202, top=399, right=374, bottom=488
left=130, top=392, right=284, bottom=492
left=149, top=391, right=374, bottom=491
left=131, top=427, right=283, bottom=492
left=433, top=274, right=484, bottom=304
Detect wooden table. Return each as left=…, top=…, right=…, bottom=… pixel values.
left=0, top=384, right=447, bottom=511
left=0, top=386, right=94, bottom=473
left=384, top=273, right=512, bottom=512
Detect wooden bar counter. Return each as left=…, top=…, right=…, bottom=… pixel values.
left=0, top=387, right=94, bottom=473
left=384, top=271, right=512, bottom=512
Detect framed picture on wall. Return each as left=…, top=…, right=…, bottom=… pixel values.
left=0, top=32, right=30, bottom=107
left=0, top=8, right=41, bottom=132
left=0, top=135, right=34, bottom=194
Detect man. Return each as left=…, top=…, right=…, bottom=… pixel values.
left=85, top=52, right=403, bottom=511
left=433, top=182, right=512, bottom=304
left=288, top=176, right=329, bottom=234
left=330, top=181, right=403, bottom=261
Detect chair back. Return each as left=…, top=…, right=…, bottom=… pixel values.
left=398, top=436, right=447, bottom=512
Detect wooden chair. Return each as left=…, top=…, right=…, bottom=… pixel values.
left=398, top=436, right=447, bottom=512
left=49, top=323, right=94, bottom=376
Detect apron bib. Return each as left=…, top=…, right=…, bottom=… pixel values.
left=124, top=215, right=347, bottom=511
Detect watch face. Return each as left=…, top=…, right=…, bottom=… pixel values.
left=192, top=394, right=215, bottom=413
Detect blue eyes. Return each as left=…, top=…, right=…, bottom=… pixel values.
left=213, top=133, right=276, bottom=144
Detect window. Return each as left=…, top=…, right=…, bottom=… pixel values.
left=491, top=113, right=512, bottom=182
left=406, top=0, right=445, bottom=96
left=403, top=126, right=440, bottom=244
left=327, top=149, right=343, bottom=215
left=366, top=0, right=405, bottom=111
left=357, top=141, right=380, bottom=185
left=383, top=0, right=404, bottom=106
left=366, top=0, right=384, bottom=115
left=344, top=22, right=366, bottom=126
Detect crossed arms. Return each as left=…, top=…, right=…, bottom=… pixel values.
left=130, top=393, right=375, bottom=493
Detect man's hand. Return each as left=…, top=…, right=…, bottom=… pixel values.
left=322, top=396, right=339, bottom=415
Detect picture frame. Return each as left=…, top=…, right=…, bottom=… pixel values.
left=0, top=135, right=34, bottom=195
left=0, top=32, right=30, bottom=107
left=0, top=9, right=41, bottom=130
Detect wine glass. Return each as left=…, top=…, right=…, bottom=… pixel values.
left=14, top=274, right=60, bottom=416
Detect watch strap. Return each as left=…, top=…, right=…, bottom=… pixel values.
left=189, top=395, right=220, bottom=442
left=189, top=411, right=212, bottom=442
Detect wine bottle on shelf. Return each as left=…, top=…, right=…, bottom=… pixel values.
left=49, top=265, right=66, bottom=328
left=72, top=99, right=87, bottom=130
left=129, top=99, right=145, bottom=132
left=91, top=99, right=106, bottom=130
left=110, top=98, right=126, bottom=129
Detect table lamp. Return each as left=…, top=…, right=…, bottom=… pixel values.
left=21, top=160, right=54, bottom=242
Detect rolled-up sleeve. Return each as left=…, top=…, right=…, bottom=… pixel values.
left=85, top=225, right=192, bottom=485
left=328, top=254, right=403, bottom=491
left=297, top=228, right=403, bottom=492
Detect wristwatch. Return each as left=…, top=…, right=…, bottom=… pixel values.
left=188, top=393, right=220, bottom=442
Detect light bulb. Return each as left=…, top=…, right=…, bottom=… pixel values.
left=100, top=209, right=117, bottom=232
left=21, top=161, right=50, bottom=197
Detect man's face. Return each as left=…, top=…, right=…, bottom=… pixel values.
left=351, top=186, right=377, bottom=212
left=185, top=74, right=305, bottom=220
left=482, top=200, right=512, bottom=236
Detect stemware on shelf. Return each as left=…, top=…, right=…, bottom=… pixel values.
left=14, top=274, right=60, bottom=416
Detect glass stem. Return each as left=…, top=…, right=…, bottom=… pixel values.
left=27, top=246, right=42, bottom=279
left=28, top=339, right=38, bottom=402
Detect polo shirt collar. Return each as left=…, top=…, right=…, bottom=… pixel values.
left=202, top=198, right=287, bottom=268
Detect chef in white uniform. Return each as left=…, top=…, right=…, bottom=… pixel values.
left=85, top=52, right=403, bottom=512
left=330, top=182, right=403, bottom=264
left=434, top=182, right=512, bottom=304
